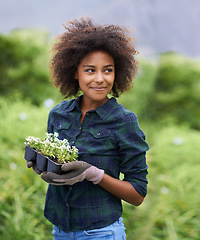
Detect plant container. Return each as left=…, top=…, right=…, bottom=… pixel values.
left=47, top=158, right=62, bottom=174
left=24, top=145, right=37, bottom=162
left=36, top=152, right=48, bottom=172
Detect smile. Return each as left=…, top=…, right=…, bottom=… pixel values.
left=91, top=87, right=107, bottom=91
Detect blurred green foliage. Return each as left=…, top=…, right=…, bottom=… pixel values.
left=0, top=29, right=62, bottom=105
left=146, top=53, right=200, bottom=130
left=0, top=30, right=200, bottom=240
left=119, top=53, right=200, bottom=130
left=118, top=57, right=158, bottom=119
left=0, top=98, right=52, bottom=239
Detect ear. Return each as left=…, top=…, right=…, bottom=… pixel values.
left=74, top=72, right=78, bottom=80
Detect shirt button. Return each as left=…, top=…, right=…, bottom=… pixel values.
left=79, top=127, right=81, bottom=130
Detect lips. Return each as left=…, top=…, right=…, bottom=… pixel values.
left=91, top=87, right=107, bottom=91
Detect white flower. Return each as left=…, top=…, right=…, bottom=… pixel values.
left=160, top=186, right=169, bottom=194
left=10, top=162, right=17, bottom=170
left=44, top=98, right=54, bottom=108
left=19, top=113, right=27, bottom=121
left=54, top=132, right=59, bottom=138
left=172, top=137, right=183, bottom=145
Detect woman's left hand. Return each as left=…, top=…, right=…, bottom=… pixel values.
left=41, top=161, right=104, bottom=185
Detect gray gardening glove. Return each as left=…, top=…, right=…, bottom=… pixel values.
left=41, top=161, right=104, bottom=185
left=27, top=161, right=42, bottom=175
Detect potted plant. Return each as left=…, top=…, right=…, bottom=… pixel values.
left=24, top=136, right=42, bottom=162
left=46, top=145, right=79, bottom=174
left=24, top=132, right=79, bottom=174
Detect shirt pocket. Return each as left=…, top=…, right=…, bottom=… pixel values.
left=52, top=121, right=72, bottom=141
left=87, top=128, right=114, bottom=154
left=90, top=128, right=111, bottom=139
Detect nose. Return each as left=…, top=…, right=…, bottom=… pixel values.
left=94, top=71, right=104, bottom=83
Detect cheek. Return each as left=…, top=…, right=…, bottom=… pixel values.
left=109, top=75, right=115, bottom=87
left=78, top=77, right=90, bottom=93
left=78, top=80, right=84, bottom=91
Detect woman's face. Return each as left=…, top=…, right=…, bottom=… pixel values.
left=76, top=51, right=115, bottom=108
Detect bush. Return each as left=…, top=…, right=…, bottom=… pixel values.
left=0, top=30, right=62, bottom=106
left=147, top=53, right=200, bottom=130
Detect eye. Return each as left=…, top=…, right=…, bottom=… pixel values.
left=85, top=69, right=95, bottom=73
left=104, top=68, right=113, bottom=73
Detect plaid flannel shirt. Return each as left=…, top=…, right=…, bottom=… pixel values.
left=44, top=96, right=149, bottom=232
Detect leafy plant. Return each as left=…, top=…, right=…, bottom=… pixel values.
left=25, top=132, right=79, bottom=164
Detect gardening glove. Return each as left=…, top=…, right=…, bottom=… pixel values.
left=27, top=161, right=42, bottom=175
left=41, top=161, right=104, bottom=185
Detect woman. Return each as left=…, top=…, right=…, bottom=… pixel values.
left=28, top=18, right=149, bottom=240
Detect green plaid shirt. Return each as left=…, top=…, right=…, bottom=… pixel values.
left=44, top=96, right=149, bottom=232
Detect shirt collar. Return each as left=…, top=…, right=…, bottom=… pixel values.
left=64, top=96, right=82, bottom=113
left=95, top=97, right=118, bottom=120
left=65, top=95, right=118, bottom=120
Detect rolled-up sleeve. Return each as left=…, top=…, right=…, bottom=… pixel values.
left=47, top=111, right=54, bottom=134
left=117, top=112, right=149, bottom=197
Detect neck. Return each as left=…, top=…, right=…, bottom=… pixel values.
left=79, top=96, right=109, bottom=124
left=80, top=96, right=109, bottom=113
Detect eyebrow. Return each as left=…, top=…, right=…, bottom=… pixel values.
left=83, top=64, right=114, bottom=68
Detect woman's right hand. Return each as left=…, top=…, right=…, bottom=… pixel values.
left=26, top=161, right=42, bottom=175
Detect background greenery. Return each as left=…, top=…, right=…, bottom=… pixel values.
left=0, top=29, right=200, bottom=240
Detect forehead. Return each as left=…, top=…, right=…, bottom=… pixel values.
left=79, top=51, right=114, bottom=65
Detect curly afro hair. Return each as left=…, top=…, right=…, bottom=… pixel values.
left=50, top=18, right=138, bottom=98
